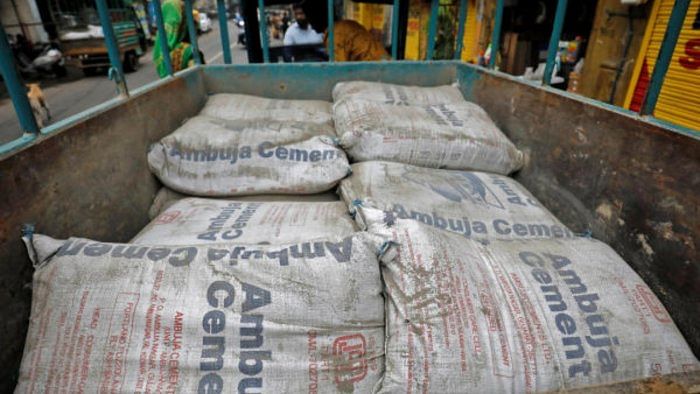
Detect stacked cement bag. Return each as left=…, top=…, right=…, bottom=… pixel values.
left=148, top=94, right=350, bottom=196
left=147, top=186, right=341, bottom=219
left=18, top=233, right=385, bottom=393
left=134, top=199, right=357, bottom=245
left=200, top=94, right=334, bottom=127
left=340, top=161, right=572, bottom=239
left=370, top=218, right=699, bottom=393
left=333, top=83, right=523, bottom=174
left=333, top=81, right=465, bottom=106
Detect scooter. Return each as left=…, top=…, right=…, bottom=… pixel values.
left=31, top=45, right=67, bottom=78
left=15, top=44, right=67, bottom=79
left=235, top=15, right=246, bottom=46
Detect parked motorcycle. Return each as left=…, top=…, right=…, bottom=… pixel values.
left=14, top=43, right=67, bottom=79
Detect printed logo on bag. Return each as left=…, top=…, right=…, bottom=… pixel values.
left=332, top=334, right=368, bottom=386
left=155, top=210, right=181, bottom=225
left=403, top=169, right=505, bottom=208
left=636, top=285, right=672, bottom=323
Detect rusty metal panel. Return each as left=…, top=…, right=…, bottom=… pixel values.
left=202, top=61, right=457, bottom=99
left=0, top=70, right=206, bottom=391
left=458, top=63, right=700, bottom=358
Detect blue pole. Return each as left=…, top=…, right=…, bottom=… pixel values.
left=543, top=0, right=568, bottom=85
left=216, top=0, right=232, bottom=64
left=328, top=0, right=335, bottom=61
left=391, top=0, right=400, bottom=59
left=184, top=0, right=201, bottom=65
left=0, top=23, right=39, bottom=133
left=641, top=0, right=690, bottom=115
left=488, top=0, right=504, bottom=69
left=257, top=0, right=271, bottom=63
left=95, top=0, right=128, bottom=95
left=257, top=0, right=270, bottom=63
left=454, top=0, right=468, bottom=60
left=152, top=0, right=173, bottom=75
left=426, top=0, right=439, bottom=60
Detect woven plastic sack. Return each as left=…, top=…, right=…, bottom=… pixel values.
left=333, top=98, right=523, bottom=173
left=341, top=161, right=572, bottom=239
left=332, top=81, right=464, bottom=106
left=148, top=133, right=350, bottom=196
left=134, top=199, right=357, bottom=245
left=18, top=232, right=385, bottom=393
left=147, top=187, right=341, bottom=220
left=200, top=94, right=334, bottom=130
left=372, top=219, right=699, bottom=393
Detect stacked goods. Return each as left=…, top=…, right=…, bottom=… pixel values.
left=340, top=161, right=572, bottom=240
left=333, top=98, right=524, bottom=174
left=148, top=94, right=349, bottom=196
left=200, top=94, right=334, bottom=128
left=18, top=232, right=385, bottom=393
left=133, top=199, right=357, bottom=245
left=332, top=81, right=465, bottom=106
left=147, top=187, right=341, bottom=219
left=370, top=219, right=699, bottom=393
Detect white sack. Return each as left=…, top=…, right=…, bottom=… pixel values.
left=148, top=134, right=350, bottom=196
left=333, top=99, right=524, bottom=174
left=332, top=81, right=464, bottom=106
left=134, top=199, right=357, bottom=245
left=147, top=187, right=340, bottom=219
left=200, top=94, right=334, bottom=129
left=372, top=219, right=699, bottom=393
left=341, top=161, right=571, bottom=239
left=165, top=116, right=336, bottom=146
left=18, top=233, right=385, bottom=393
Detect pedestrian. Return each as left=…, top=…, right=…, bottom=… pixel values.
left=153, top=0, right=203, bottom=78
left=326, top=19, right=389, bottom=62
left=305, top=8, right=389, bottom=62
left=283, top=4, right=324, bottom=47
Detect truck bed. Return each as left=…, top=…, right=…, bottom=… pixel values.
left=0, top=61, right=697, bottom=391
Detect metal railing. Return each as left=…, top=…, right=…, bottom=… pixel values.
left=0, top=0, right=693, bottom=156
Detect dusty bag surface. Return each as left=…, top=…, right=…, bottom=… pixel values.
left=147, top=187, right=341, bottom=219
left=341, top=161, right=572, bottom=239
left=148, top=134, right=350, bottom=196
left=134, top=199, right=357, bottom=245
left=372, top=219, right=699, bottom=393
left=333, top=99, right=524, bottom=173
left=332, top=81, right=464, bottom=106
left=18, top=233, right=385, bottom=393
left=160, top=116, right=337, bottom=146
left=200, top=94, right=334, bottom=129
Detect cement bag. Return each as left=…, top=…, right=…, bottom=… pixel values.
left=334, top=99, right=524, bottom=174
left=371, top=219, right=699, bottom=393
left=200, top=94, right=334, bottom=130
left=148, top=134, right=350, bottom=196
left=341, top=161, right=572, bottom=240
left=148, top=187, right=340, bottom=219
left=18, top=233, right=385, bottom=393
left=134, top=199, right=357, bottom=245
left=168, top=115, right=336, bottom=145
left=332, top=81, right=464, bottom=106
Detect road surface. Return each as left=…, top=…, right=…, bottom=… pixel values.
left=0, top=21, right=248, bottom=145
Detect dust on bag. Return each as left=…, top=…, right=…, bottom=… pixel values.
left=147, top=187, right=341, bottom=219
left=340, top=161, right=572, bottom=240
left=18, top=232, right=385, bottom=393
left=332, top=81, right=465, bottom=106
left=200, top=94, right=334, bottom=131
left=371, top=219, right=699, bottom=393
left=133, top=199, right=357, bottom=245
left=333, top=99, right=524, bottom=174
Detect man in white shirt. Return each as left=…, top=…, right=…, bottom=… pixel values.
left=283, top=4, right=325, bottom=61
